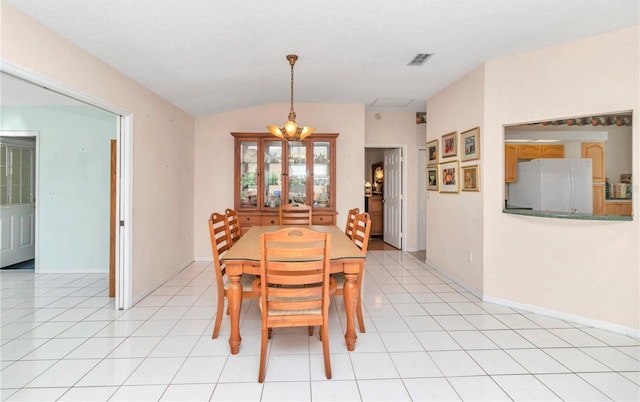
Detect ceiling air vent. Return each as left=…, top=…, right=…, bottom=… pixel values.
left=407, top=53, right=433, bottom=66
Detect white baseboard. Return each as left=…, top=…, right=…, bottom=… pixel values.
left=131, top=259, right=194, bottom=306
left=424, top=258, right=639, bottom=339
left=194, top=256, right=213, bottom=262
left=484, top=295, right=640, bottom=339
left=424, top=258, right=484, bottom=301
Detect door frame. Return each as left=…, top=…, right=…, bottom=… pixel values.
left=364, top=143, right=407, bottom=251
left=417, top=146, right=426, bottom=252
left=0, top=131, right=38, bottom=269
left=1, top=62, right=133, bottom=310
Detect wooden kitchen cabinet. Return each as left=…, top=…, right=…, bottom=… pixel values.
left=604, top=201, right=632, bottom=216
left=593, top=184, right=605, bottom=216
left=506, top=144, right=565, bottom=183
left=504, top=144, right=517, bottom=183
left=517, top=144, right=542, bottom=159
left=581, top=142, right=606, bottom=182
left=541, top=144, right=565, bottom=158
left=366, top=195, right=383, bottom=236
left=581, top=142, right=606, bottom=216
left=232, top=132, right=338, bottom=232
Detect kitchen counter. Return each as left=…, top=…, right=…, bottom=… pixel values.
left=503, top=208, right=632, bottom=221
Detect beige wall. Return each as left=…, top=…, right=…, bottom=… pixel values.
left=426, top=65, right=486, bottom=292
left=2, top=4, right=196, bottom=300
left=364, top=111, right=425, bottom=251
left=483, top=26, right=639, bottom=331
left=429, top=26, right=638, bottom=331
left=193, top=103, right=365, bottom=259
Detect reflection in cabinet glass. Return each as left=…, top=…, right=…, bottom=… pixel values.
left=263, top=140, right=283, bottom=208
left=239, top=141, right=258, bottom=208
left=232, top=132, right=338, bottom=231
left=288, top=141, right=307, bottom=204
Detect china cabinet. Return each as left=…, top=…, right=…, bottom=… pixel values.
left=232, top=132, right=338, bottom=231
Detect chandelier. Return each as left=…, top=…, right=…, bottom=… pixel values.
left=267, top=54, right=315, bottom=141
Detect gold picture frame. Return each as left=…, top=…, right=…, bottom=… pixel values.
left=461, top=164, right=480, bottom=192
left=426, top=139, right=438, bottom=166
left=427, top=166, right=438, bottom=191
left=441, top=131, right=457, bottom=158
left=460, top=127, right=480, bottom=161
left=438, top=160, right=459, bottom=193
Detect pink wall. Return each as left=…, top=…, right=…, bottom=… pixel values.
left=483, top=26, right=639, bottom=332
left=429, top=26, right=638, bottom=332
left=193, top=103, right=365, bottom=259
left=2, top=5, right=196, bottom=301
left=426, top=64, right=486, bottom=292
left=364, top=111, right=426, bottom=251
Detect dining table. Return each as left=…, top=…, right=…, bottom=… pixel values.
left=221, top=225, right=366, bottom=354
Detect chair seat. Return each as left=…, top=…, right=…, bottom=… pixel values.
left=224, top=274, right=260, bottom=292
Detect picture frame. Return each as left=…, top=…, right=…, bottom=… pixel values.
left=441, top=131, right=457, bottom=158
left=426, top=139, right=438, bottom=166
left=460, top=127, right=480, bottom=161
left=461, top=164, right=480, bottom=192
left=438, top=160, right=459, bottom=193
left=427, top=166, right=438, bottom=191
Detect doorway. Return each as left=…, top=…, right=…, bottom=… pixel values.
left=1, top=69, right=132, bottom=309
left=364, top=145, right=406, bottom=250
left=0, top=133, right=36, bottom=269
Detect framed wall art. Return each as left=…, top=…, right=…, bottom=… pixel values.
left=460, top=127, right=480, bottom=161
left=441, top=131, right=457, bottom=158
left=438, top=160, right=459, bottom=193
left=427, top=166, right=438, bottom=191
left=426, top=139, right=438, bottom=166
left=461, top=164, right=480, bottom=192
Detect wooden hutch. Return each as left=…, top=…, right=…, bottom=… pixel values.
left=232, top=132, right=338, bottom=231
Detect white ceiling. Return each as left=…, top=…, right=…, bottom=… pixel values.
left=3, top=0, right=638, bottom=116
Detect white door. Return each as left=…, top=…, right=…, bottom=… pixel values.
left=1, top=139, right=36, bottom=268
left=383, top=148, right=402, bottom=249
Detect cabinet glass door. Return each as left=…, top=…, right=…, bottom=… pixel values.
left=263, top=140, right=283, bottom=208
left=239, top=141, right=258, bottom=208
left=313, top=141, right=331, bottom=208
left=288, top=141, right=307, bottom=204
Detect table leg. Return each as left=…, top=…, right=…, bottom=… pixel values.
left=342, top=269, right=359, bottom=351
left=227, top=273, right=242, bottom=354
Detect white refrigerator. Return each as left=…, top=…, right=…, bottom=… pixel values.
left=508, top=158, right=593, bottom=214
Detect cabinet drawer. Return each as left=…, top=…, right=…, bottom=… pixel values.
left=312, top=215, right=334, bottom=226
left=237, top=214, right=260, bottom=227
left=260, top=215, right=280, bottom=226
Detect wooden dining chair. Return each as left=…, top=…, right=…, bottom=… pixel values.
left=208, top=212, right=260, bottom=339
left=258, top=227, right=332, bottom=382
left=279, top=202, right=312, bottom=225
left=225, top=208, right=242, bottom=245
left=344, top=207, right=360, bottom=238
left=331, top=212, right=371, bottom=333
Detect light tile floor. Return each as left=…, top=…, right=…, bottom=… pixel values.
left=1, top=251, right=639, bottom=401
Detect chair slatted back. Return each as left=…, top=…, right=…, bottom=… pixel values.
left=225, top=208, right=242, bottom=245
left=260, top=228, right=330, bottom=319
left=208, top=212, right=232, bottom=280
left=279, top=203, right=312, bottom=225
left=258, top=227, right=332, bottom=382
left=344, top=207, right=360, bottom=238
left=352, top=212, right=372, bottom=253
